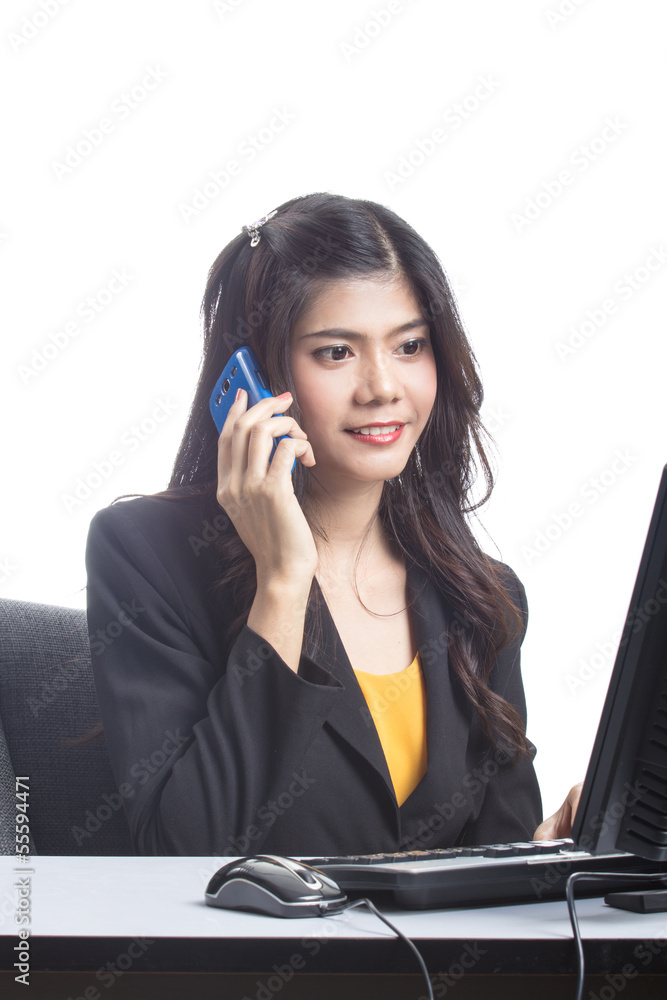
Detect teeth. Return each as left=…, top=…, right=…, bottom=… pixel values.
left=352, top=425, right=401, bottom=436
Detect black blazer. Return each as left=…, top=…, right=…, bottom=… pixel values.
left=85, top=495, right=542, bottom=856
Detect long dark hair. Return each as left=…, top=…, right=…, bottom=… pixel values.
left=157, top=192, right=529, bottom=755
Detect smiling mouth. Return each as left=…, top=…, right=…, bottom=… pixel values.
left=348, top=424, right=403, bottom=436
left=344, top=424, right=405, bottom=444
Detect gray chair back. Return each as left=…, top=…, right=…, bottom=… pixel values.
left=0, top=597, right=133, bottom=855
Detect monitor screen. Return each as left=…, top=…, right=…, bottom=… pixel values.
left=571, top=465, right=667, bottom=860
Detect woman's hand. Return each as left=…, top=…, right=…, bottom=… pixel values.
left=216, top=389, right=318, bottom=673
left=216, top=388, right=317, bottom=586
left=533, top=782, right=584, bottom=840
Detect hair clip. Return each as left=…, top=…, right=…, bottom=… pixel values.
left=241, top=208, right=277, bottom=247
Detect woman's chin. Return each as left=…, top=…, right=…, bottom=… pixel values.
left=309, top=458, right=410, bottom=491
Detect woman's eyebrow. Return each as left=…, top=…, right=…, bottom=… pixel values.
left=298, top=318, right=429, bottom=341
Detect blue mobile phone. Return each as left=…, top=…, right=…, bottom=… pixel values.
left=209, top=346, right=293, bottom=468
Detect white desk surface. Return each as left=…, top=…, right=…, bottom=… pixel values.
left=2, top=855, right=667, bottom=943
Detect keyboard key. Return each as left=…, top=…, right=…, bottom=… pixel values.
left=508, top=843, right=544, bottom=856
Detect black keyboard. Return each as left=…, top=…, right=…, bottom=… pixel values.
left=300, top=841, right=667, bottom=909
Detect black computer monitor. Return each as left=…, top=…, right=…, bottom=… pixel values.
left=571, top=465, right=667, bottom=861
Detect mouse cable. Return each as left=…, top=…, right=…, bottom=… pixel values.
left=566, top=870, right=667, bottom=1000
left=325, top=897, right=434, bottom=1000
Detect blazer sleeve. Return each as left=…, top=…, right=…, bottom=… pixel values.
left=462, top=565, right=543, bottom=844
left=85, top=502, right=344, bottom=856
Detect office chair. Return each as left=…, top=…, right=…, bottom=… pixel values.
left=0, top=597, right=133, bottom=855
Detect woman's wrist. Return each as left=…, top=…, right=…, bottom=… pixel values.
left=247, top=577, right=312, bottom=673
left=254, top=566, right=315, bottom=602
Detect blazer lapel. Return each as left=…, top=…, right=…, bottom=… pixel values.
left=301, top=565, right=475, bottom=840
left=398, top=564, right=473, bottom=836
left=302, top=579, right=396, bottom=800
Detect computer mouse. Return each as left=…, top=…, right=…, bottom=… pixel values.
left=204, top=855, right=348, bottom=918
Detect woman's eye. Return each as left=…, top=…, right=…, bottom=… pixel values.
left=316, top=345, right=352, bottom=361
left=397, top=339, right=427, bottom=356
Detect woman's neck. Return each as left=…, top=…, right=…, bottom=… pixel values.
left=303, top=478, right=398, bottom=578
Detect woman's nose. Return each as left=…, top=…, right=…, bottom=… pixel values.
left=352, top=357, right=405, bottom=405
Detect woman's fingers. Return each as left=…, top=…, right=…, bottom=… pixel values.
left=213, top=386, right=319, bottom=586
left=245, top=417, right=314, bottom=476
left=266, top=436, right=316, bottom=477
left=218, top=390, right=298, bottom=445
left=239, top=402, right=311, bottom=477
left=533, top=781, right=584, bottom=840
left=215, top=388, right=315, bottom=544
left=217, top=389, right=312, bottom=482
left=216, top=386, right=249, bottom=476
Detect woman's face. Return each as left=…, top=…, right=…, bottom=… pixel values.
left=289, top=275, right=438, bottom=491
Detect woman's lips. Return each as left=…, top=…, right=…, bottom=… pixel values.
left=345, top=424, right=405, bottom=444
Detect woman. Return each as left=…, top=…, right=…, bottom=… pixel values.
left=86, top=192, right=578, bottom=856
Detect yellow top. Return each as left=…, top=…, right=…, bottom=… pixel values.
left=354, top=652, right=427, bottom=807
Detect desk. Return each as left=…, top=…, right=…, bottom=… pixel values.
left=1, top=856, right=667, bottom=998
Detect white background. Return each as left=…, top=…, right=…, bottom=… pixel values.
left=1, top=0, right=665, bottom=817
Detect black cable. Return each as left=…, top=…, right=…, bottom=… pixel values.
left=566, top=870, right=667, bottom=1000
left=326, top=897, right=434, bottom=1000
